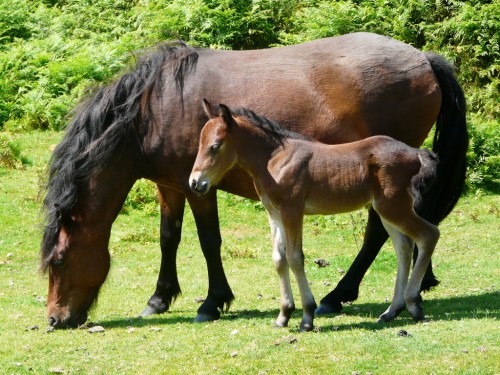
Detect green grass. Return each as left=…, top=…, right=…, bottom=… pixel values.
left=0, top=131, right=498, bottom=374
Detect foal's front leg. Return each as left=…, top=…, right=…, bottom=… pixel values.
left=281, top=210, right=317, bottom=332
left=268, top=214, right=295, bottom=328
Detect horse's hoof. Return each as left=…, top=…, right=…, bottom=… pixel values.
left=315, top=303, right=342, bottom=316
left=194, top=312, right=220, bottom=323
left=139, top=306, right=159, bottom=317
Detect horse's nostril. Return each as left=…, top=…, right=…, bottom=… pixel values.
left=48, top=316, right=58, bottom=327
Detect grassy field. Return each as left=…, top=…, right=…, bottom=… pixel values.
left=0, top=131, right=499, bottom=374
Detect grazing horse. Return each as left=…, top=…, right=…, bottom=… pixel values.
left=190, top=100, right=440, bottom=331
left=40, top=32, right=467, bottom=328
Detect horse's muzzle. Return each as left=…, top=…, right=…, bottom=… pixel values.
left=48, top=311, right=87, bottom=329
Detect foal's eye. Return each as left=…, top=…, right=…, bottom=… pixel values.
left=210, top=143, right=221, bottom=152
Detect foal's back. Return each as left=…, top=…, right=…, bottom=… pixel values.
left=276, top=135, right=423, bottom=215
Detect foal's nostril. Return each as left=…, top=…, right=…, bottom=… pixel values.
left=190, top=179, right=198, bottom=192
left=190, top=178, right=208, bottom=193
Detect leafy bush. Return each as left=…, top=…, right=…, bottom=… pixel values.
left=0, top=0, right=497, bottom=191
left=466, top=117, right=500, bottom=193
left=0, top=133, right=29, bottom=169
left=121, top=179, right=159, bottom=215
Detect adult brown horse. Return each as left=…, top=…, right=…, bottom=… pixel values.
left=190, top=100, right=440, bottom=331
left=40, top=32, right=467, bottom=328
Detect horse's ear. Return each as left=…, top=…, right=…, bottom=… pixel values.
left=202, top=98, right=217, bottom=119
left=218, top=104, right=234, bottom=128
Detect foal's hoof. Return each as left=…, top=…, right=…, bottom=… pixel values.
left=315, top=302, right=342, bottom=316
left=377, top=314, right=395, bottom=324
left=299, top=322, right=314, bottom=332
left=408, top=305, right=426, bottom=322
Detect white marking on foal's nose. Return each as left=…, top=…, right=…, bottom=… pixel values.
left=189, top=172, right=209, bottom=194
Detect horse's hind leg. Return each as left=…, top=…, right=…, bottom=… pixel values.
left=316, top=208, right=389, bottom=315
left=377, top=222, right=414, bottom=323
left=142, top=186, right=186, bottom=316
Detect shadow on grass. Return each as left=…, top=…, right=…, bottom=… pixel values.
left=317, top=290, right=499, bottom=332
left=97, top=312, right=195, bottom=329
left=96, top=291, right=498, bottom=330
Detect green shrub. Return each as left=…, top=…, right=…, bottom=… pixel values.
left=0, top=133, right=29, bottom=169
left=122, top=179, right=159, bottom=215
left=0, top=0, right=31, bottom=44
left=466, top=117, right=500, bottom=193
left=0, top=0, right=497, bottom=191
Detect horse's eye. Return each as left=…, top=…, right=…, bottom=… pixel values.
left=51, top=258, right=65, bottom=268
left=210, top=143, right=221, bottom=152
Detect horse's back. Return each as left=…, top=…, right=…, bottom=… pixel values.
left=189, top=33, right=439, bottom=144
left=145, top=33, right=441, bottom=196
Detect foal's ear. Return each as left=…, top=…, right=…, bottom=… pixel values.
left=202, top=98, right=217, bottom=119
left=218, top=104, right=234, bottom=128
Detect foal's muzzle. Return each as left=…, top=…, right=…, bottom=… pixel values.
left=189, top=174, right=209, bottom=194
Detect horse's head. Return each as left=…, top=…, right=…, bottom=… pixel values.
left=44, top=209, right=111, bottom=328
left=190, top=99, right=238, bottom=195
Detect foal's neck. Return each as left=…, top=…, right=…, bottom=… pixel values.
left=234, top=120, right=284, bottom=178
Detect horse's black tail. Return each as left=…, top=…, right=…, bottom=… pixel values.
left=421, top=52, right=469, bottom=225
left=413, top=149, right=439, bottom=211
left=412, top=53, right=468, bottom=292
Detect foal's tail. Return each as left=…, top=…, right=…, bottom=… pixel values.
left=412, top=150, right=439, bottom=210
left=422, top=52, right=469, bottom=224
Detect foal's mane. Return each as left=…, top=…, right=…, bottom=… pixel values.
left=40, top=42, right=198, bottom=272
left=230, top=107, right=312, bottom=146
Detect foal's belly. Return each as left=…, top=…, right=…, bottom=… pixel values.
left=303, top=190, right=372, bottom=215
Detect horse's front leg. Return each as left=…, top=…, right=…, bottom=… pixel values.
left=316, top=208, right=388, bottom=315
left=187, top=190, right=235, bottom=322
left=281, top=209, right=317, bottom=332
left=141, top=186, right=185, bottom=316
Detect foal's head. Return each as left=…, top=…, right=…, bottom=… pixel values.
left=190, top=99, right=238, bottom=194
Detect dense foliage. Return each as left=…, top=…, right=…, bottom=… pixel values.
left=0, top=0, right=498, bottom=191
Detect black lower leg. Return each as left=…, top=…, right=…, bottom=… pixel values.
left=317, top=209, right=388, bottom=314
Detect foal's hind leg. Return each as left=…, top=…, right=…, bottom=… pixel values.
left=404, top=218, right=440, bottom=321
left=377, top=221, right=414, bottom=323
left=376, top=197, right=440, bottom=322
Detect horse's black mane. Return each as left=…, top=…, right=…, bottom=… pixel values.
left=230, top=107, right=312, bottom=146
left=40, top=41, right=198, bottom=272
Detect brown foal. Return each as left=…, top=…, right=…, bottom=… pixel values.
left=190, top=100, right=440, bottom=331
